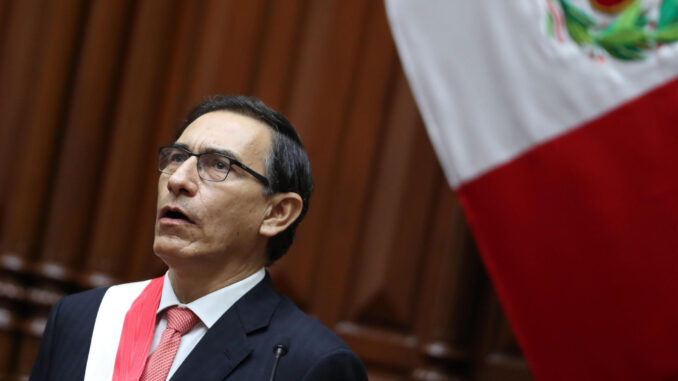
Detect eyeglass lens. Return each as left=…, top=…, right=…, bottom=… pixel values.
left=158, top=147, right=232, bottom=182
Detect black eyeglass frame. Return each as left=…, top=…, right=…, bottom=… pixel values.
left=158, top=145, right=270, bottom=187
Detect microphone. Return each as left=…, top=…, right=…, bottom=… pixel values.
left=268, top=337, right=290, bottom=381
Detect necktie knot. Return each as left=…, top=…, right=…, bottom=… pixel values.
left=165, top=306, right=199, bottom=334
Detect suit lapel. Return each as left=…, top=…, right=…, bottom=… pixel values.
left=169, top=309, right=251, bottom=381
left=169, top=273, right=281, bottom=381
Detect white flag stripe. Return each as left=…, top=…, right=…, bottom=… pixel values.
left=84, top=280, right=151, bottom=381
left=386, top=0, right=678, bottom=187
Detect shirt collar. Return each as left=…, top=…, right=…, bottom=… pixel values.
left=157, top=268, right=266, bottom=328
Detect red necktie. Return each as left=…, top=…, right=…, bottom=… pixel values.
left=140, top=306, right=200, bottom=381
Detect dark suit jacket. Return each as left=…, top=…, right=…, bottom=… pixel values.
left=29, top=274, right=368, bottom=381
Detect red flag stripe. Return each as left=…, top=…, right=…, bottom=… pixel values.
left=457, top=76, right=678, bottom=380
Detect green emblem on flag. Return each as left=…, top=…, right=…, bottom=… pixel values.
left=546, top=0, right=678, bottom=61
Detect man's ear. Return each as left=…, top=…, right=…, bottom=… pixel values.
left=259, top=192, right=303, bottom=237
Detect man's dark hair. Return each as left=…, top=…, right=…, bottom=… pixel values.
left=176, top=95, right=313, bottom=265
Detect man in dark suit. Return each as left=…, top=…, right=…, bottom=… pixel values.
left=30, top=95, right=368, bottom=381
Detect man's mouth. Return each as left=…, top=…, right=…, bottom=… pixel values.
left=160, top=207, right=195, bottom=224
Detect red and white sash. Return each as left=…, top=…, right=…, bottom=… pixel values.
left=84, top=277, right=164, bottom=381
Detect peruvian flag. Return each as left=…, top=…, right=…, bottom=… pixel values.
left=386, top=0, right=678, bottom=380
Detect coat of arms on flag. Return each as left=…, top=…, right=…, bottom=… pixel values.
left=546, top=0, right=678, bottom=60
left=590, top=0, right=636, bottom=13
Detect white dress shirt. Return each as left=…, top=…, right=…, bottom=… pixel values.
left=148, top=268, right=266, bottom=380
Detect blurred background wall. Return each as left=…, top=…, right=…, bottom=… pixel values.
left=0, top=1, right=532, bottom=380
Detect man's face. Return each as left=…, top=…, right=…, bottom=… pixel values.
left=153, top=111, right=273, bottom=269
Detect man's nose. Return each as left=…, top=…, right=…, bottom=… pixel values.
left=167, top=157, right=199, bottom=196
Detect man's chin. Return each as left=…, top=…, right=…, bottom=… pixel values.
left=153, top=235, right=190, bottom=258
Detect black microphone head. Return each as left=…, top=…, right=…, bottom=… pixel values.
left=272, top=337, right=290, bottom=357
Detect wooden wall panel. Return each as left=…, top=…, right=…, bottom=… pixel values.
left=0, top=287, right=19, bottom=378
left=0, top=2, right=12, bottom=60
left=182, top=0, right=235, bottom=103
left=19, top=0, right=86, bottom=279
left=40, top=0, right=135, bottom=279
left=213, top=0, right=269, bottom=94
left=0, top=0, right=49, bottom=260
left=251, top=0, right=307, bottom=108
left=346, top=75, right=437, bottom=328
left=413, top=181, right=478, bottom=379
left=308, top=0, right=398, bottom=325
left=0, top=1, right=534, bottom=380
left=0, top=1, right=44, bottom=189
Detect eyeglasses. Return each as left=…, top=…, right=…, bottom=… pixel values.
left=158, top=145, right=269, bottom=186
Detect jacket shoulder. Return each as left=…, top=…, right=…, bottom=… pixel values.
left=265, top=296, right=368, bottom=380
left=273, top=296, right=350, bottom=351
left=29, top=286, right=109, bottom=381
left=58, top=286, right=109, bottom=313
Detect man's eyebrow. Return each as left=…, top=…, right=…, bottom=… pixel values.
left=171, top=143, right=243, bottom=162
left=204, top=147, right=242, bottom=162
left=171, top=142, right=190, bottom=151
